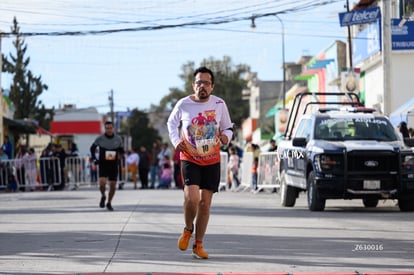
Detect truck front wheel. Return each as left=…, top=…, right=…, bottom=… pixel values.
left=307, top=171, right=326, bottom=211
left=280, top=170, right=297, bottom=207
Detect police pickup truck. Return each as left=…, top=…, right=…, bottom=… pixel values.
left=277, top=92, right=414, bottom=211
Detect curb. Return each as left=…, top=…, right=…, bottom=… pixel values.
left=49, top=272, right=414, bottom=275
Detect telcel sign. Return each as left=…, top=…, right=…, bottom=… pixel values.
left=339, top=7, right=381, bottom=27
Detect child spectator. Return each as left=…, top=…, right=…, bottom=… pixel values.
left=158, top=155, right=172, bottom=189
left=252, top=157, right=258, bottom=191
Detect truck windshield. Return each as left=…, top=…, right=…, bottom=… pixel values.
left=314, top=117, right=399, bottom=141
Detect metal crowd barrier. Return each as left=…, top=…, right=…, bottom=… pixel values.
left=0, top=156, right=99, bottom=192
left=0, top=158, right=62, bottom=192
left=1, top=152, right=281, bottom=194
left=225, top=151, right=280, bottom=193
left=38, top=157, right=63, bottom=191
left=65, top=156, right=92, bottom=190
left=238, top=151, right=253, bottom=191
left=219, top=152, right=228, bottom=191
left=256, top=152, right=280, bottom=193
left=0, top=159, right=18, bottom=191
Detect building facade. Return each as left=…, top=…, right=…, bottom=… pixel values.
left=49, top=105, right=103, bottom=155
left=348, top=0, right=414, bottom=127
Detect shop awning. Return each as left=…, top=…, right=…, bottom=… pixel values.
left=295, top=69, right=321, bottom=80
left=3, top=117, right=37, bottom=134
left=3, top=117, right=54, bottom=136
left=308, top=59, right=335, bottom=69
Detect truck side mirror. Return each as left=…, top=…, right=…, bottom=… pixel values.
left=293, top=137, right=307, bottom=147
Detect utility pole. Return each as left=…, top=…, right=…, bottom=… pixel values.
left=382, top=0, right=392, bottom=115
left=346, top=0, right=353, bottom=69
left=274, top=14, right=286, bottom=110
left=108, top=89, right=114, bottom=122
left=0, top=32, right=3, bottom=145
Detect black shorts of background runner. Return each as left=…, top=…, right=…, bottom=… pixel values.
left=98, top=163, right=118, bottom=181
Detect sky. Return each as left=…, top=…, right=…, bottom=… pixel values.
left=0, top=0, right=348, bottom=114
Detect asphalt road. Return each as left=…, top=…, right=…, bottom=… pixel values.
left=0, top=185, right=413, bottom=274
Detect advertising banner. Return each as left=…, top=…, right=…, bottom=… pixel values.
left=339, top=7, right=381, bottom=27
left=391, top=18, right=414, bottom=50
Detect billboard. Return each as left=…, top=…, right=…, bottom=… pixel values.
left=352, top=20, right=382, bottom=65
left=339, top=7, right=381, bottom=27
left=392, top=18, right=414, bottom=50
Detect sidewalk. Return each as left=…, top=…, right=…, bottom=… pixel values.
left=0, top=185, right=413, bottom=275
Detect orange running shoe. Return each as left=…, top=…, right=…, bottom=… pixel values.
left=192, top=241, right=209, bottom=259
left=177, top=226, right=193, bottom=251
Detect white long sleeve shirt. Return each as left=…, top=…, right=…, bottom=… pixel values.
left=167, top=95, right=233, bottom=166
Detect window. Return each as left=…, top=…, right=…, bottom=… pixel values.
left=401, top=0, right=414, bottom=17
left=295, top=118, right=311, bottom=140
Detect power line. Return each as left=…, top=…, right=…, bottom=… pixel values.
left=0, top=0, right=343, bottom=37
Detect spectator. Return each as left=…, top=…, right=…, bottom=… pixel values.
left=252, top=157, right=259, bottom=191
left=88, top=156, right=98, bottom=184
left=14, top=146, right=26, bottom=191
left=244, top=140, right=261, bottom=158
left=117, top=151, right=126, bottom=190
left=158, top=142, right=171, bottom=174
left=24, top=148, right=38, bottom=191
left=89, top=148, right=99, bottom=184
left=138, top=146, right=150, bottom=189
left=268, top=139, right=277, bottom=152
left=0, top=148, right=9, bottom=189
left=149, top=141, right=161, bottom=189
left=2, top=135, right=13, bottom=159
left=398, top=121, right=410, bottom=139
left=409, top=128, right=414, bottom=138
left=52, top=144, right=67, bottom=191
left=122, top=148, right=139, bottom=189
left=172, top=148, right=183, bottom=189
left=68, top=143, right=81, bottom=190
left=227, top=146, right=240, bottom=189
left=39, top=143, right=54, bottom=190
left=0, top=147, right=9, bottom=160
left=245, top=141, right=261, bottom=191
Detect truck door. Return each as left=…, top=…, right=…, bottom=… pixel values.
left=287, top=118, right=310, bottom=189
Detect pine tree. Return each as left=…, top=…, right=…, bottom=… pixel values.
left=2, top=17, right=54, bottom=129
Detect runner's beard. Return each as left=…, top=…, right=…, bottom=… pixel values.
left=197, top=89, right=209, bottom=100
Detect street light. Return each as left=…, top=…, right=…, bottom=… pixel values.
left=274, top=14, right=286, bottom=110
left=251, top=14, right=286, bottom=109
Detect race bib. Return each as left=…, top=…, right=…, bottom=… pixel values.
left=105, top=150, right=116, bottom=160
left=194, top=136, right=218, bottom=155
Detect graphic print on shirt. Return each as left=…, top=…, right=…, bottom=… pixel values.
left=186, top=110, right=218, bottom=157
